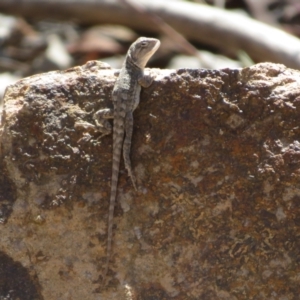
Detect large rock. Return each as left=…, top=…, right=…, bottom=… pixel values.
left=1, top=61, right=300, bottom=299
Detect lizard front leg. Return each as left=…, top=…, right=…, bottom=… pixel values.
left=123, top=111, right=138, bottom=191
left=138, top=73, right=154, bottom=88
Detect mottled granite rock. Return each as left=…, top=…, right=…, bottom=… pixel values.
left=1, top=61, right=300, bottom=299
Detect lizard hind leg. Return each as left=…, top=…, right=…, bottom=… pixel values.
left=123, top=112, right=138, bottom=191
left=93, top=108, right=113, bottom=138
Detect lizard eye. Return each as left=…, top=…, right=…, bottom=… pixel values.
left=141, top=42, right=148, bottom=47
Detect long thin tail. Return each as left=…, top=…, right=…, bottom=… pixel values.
left=102, top=122, right=124, bottom=284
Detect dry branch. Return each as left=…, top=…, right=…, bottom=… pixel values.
left=0, top=0, right=300, bottom=68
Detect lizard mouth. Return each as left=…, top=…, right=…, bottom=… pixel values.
left=152, top=40, right=161, bottom=53
left=142, top=39, right=161, bottom=65
left=148, top=39, right=161, bottom=58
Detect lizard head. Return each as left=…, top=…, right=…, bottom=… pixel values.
left=128, top=37, right=160, bottom=68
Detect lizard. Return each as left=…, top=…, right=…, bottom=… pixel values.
left=98, top=37, right=161, bottom=283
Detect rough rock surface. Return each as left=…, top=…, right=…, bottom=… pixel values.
left=1, top=61, right=300, bottom=299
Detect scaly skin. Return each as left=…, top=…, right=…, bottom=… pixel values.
left=103, top=37, right=160, bottom=284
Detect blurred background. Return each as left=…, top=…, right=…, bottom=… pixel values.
left=0, top=0, right=300, bottom=100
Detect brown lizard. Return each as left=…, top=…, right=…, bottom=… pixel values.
left=99, top=37, right=160, bottom=283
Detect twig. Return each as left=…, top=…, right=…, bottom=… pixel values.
left=1, top=0, right=300, bottom=68
left=119, top=0, right=201, bottom=59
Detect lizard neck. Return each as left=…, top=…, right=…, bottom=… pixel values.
left=125, top=54, right=143, bottom=71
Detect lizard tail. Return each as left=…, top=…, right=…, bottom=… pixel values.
left=102, top=125, right=124, bottom=285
